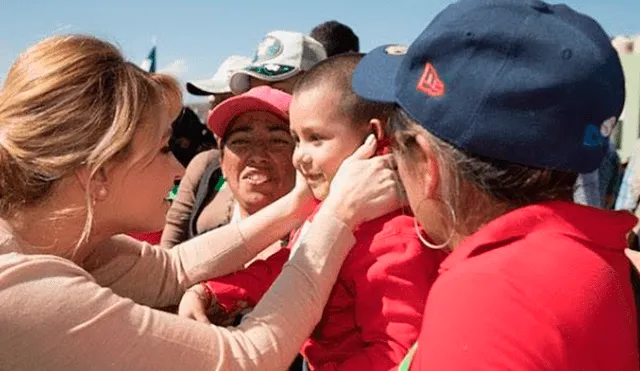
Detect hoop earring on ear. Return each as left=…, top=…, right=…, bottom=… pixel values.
left=413, top=199, right=456, bottom=250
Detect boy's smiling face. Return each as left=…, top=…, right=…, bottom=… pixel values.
left=290, top=85, right=370, bottom=200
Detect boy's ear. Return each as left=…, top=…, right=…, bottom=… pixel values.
left=369, top=118, right=385, bottom=140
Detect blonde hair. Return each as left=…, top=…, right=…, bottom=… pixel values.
left=0, top=34, right=182, bottom=244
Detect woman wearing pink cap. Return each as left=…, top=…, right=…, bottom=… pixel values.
left=162, top=86, right=297, bottom=264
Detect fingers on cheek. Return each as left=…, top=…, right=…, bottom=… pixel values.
left=378, top=178, right=392, bottom=190
left=383, top=168, right=396, bottom=180
left=373, top=157, right=386, bottom=169
left=374, top=165, right=387, bottom=176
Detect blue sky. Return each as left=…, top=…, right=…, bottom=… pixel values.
left=0, top=0, right=638, bottom=103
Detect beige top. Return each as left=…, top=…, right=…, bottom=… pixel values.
left=0, top=209, right=356, bottom=370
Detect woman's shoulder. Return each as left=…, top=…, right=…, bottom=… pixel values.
left=0, top=253, right=96, bottom=323
left=0, top=221, right=95, bottom=291
left=0, top=252, right=93, bottom=285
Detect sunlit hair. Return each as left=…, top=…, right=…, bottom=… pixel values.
left=0, top=34, right=182, bottom=245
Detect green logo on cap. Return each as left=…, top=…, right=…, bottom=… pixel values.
left=253, top=36, right=283, bottom=63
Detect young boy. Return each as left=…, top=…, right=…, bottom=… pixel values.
left=180, top=54, right=447, bottom=370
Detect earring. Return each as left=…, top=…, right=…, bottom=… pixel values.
left=413, top=199, right=456, bottom=250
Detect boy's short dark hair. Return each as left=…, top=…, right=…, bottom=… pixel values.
left=310, top=21, right=360, bottom=57
left=293, top=53, right=393, bottom=127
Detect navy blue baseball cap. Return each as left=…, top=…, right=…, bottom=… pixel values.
left=352, top=0, right=625, bottom=173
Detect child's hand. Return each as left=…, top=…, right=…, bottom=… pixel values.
left=324, top=134, right=405, bottom=229
left=178, top=284, right=212, bottom=324
left=208, top=304, right=248, bottom=327
left=178, top=284, right=248, bottom=326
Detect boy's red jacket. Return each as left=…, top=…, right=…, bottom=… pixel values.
left=204, top=205, right=447, bottom=370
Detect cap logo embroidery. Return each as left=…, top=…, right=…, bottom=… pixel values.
left=253, top=36, right=283, bottom=63
left=583, top=125, right=602, bottom=147
left=416, top=62, right=445, bottom=97
left=583, top=117, right=618, bottom=147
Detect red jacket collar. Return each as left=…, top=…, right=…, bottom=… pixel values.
left=440, top=201, right=637, bottom=272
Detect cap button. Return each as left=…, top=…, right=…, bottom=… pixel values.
left=530, top=0, right=551, bottom=12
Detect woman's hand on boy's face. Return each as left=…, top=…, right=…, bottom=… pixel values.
left=323, top=135, right=404, bottom=229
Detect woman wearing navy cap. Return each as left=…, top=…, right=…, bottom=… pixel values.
left=352, top=0, right=638, bottom=369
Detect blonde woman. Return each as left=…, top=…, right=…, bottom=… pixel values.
left=0, top=35, right=402, bottom=371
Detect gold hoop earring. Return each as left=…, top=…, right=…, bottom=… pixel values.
left=413, top=198, right=456, bottom=250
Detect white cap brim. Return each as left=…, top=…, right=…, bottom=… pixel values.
left=186, top=78, right=231, bottom=96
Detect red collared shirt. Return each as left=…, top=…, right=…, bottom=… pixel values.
left=410, top=201, right=639, bottom=370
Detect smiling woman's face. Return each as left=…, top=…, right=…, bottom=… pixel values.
left=220, top=111, right=296, bottom=215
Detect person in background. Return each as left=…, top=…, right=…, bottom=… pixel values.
left=351, top=0, right=638, bottom=369
left=600, top=139, right=622, bottom=208
left=184, top=55, right=251, bottom=161
left=169, top=107, right=217, bottom=168
left=229, top=31, right=326, bottom=95
left=616, top=138, right=640, bottom=212
left=573, top=169, right=602, bottom=207
left=310, top=20, right=360, bottom=57
left=0, top=34, right=404, bottom=371
left=574, top=139, right=621, bottom=208
left=616, top=139, right=640, bottom=255
left=187, top=55, right=251, bottom=109
left=161, top=86, right=296, bottom=269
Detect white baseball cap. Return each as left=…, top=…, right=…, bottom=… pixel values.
left=186, top=55, right=252, bottom=96
left=230, top=31, right=327, bottom=94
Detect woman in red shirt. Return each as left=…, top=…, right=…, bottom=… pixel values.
left=352, top=0, right=638, bottom=370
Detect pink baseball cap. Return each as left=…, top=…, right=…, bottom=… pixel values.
left=207, top=86, right=292, bottom=138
